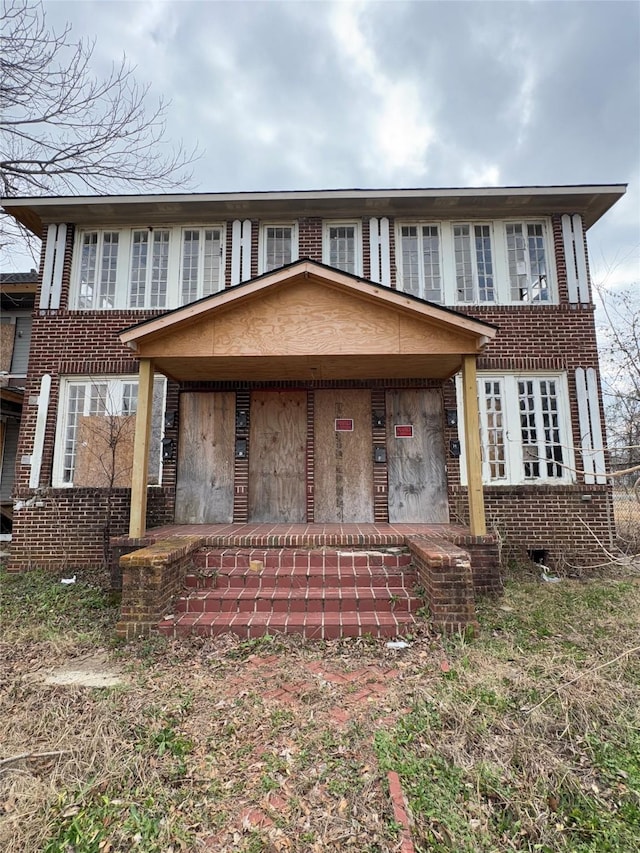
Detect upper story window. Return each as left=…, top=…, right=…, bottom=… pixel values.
left=72, top=226, right=226, bottom=310
left=505, top=222, right=549, bottom=302
left=78, top=231, right=120, bottom=309
left=323, top=222, right=362, bottom=275
left=395, top=219, right=555, bottom=305
left=180, top=227, right=224, bottom=304
left=398, top=225, right=442, bottom=302
left=130, top=229, right=170, bottom=309
left=453, top=223, right=494, bottom=303
left=260, top=224, right=298, bottom=273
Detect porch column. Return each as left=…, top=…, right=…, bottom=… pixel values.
left=129, top=358, right=154, bottom=538
left=461, top=354, right=486, bottom=536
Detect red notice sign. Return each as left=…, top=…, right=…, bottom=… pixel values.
left=335, top=419, right=354, bottom=431
left=395, top=424, right=414, bottom=438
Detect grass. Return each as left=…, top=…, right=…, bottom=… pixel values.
left=1, top=560, right=639, bottom=851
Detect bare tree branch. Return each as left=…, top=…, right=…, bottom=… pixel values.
left=1, top=0, right=201, bottom=263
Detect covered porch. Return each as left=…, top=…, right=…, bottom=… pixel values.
left=119, top=260, right=497, bottom=540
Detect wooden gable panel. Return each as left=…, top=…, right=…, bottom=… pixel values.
left=136, top=279, right=480, bottom=360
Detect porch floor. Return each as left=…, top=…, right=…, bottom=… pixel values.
left=122, top=521, right=483, bottom=549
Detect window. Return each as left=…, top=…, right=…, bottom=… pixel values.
left=78, top=231, right=120, bottom=309
left=180, top=228, right=224, bottom=303
left=396, top=219, right=555, bottom=305
left=260, top=224, right=298, bottom=273
left=398, top=224, right=442, bottom=302
left=457, top=373, right=573, bottom=485
left=72, top=225, right=227, bottom=309
left=505, top=222, right=549, bottom=302
left=53, top=376, right=166, bottom=487
left=323, top=222, right=362, bottom=275
left=129, top=230, right=170, bottom=308
left=453, top=223, right=494, bottom=302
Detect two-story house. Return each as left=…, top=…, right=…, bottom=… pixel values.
left=1, top=185, right=625, bottom=638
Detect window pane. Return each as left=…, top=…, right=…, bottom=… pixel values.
left=150, top=230, right=170, bottom=308
left=98, top=233, right=119, bottom=309
left=181, top=230, right=199, bottom=303
left=454, top=225, right=473, bottom=301
left=422, top=225, right=441, bottom=303
left=202, top=228, right=222, bottom=296
left=62, top=384, right=86, bottom=483
left=79, top=233, right=98, bottom=309
left=129, top=231, right=148, bottom=308
left=400, top=226, right=420, bottom=295
left=507, top=223, right=548, bottom=302
left=474, top=225, right=494, bottom=302
left=329, top=226, right=356, bottom=274
left=483, top=380, right=506, bottom=480
left=265, top=226, right=293, bottom=271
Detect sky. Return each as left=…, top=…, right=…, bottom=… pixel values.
left=9, top=0, right=640, bottom=286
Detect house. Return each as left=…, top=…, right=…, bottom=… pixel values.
left=1, top=185, right=625, bottom=638
left=1, top=270, right=37, bottom=534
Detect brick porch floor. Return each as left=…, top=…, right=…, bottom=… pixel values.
left=127, top=521, right=476, bottom=548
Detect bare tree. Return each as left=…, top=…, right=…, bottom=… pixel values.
left=1, top=0, right=199, bottom=259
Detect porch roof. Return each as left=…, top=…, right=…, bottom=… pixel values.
left=119, top=260, right=497, bottom=382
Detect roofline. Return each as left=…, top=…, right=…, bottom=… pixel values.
left=2, top=184, right=627, bottom=237
left=1, top=183, right=628, bottom=208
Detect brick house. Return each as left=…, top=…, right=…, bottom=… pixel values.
left=1, top=185, right=625, bottom=638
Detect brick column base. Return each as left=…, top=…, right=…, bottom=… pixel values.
left=407, top=539, right=478, bottom=633
left=116, top=535, right=205, bottom=639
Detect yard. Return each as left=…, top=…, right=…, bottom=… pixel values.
left=1, top=558, right=639, bottom=853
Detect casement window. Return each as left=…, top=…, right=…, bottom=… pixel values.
left=453, top=223, right=494, bottom=303
left=129, top=229, right=170, bottom=308
left=396, top=219, right=555, bottom=305
left=78, top=231, right=120, bottom=309
left=260, top=224, right=298, bottom=273
left=398, top=224, right=442, bottom=302
left=72, top=226, right=226, bottom=309
left=505, top=222, right=549, bottom=302
left=323, top=222, right=362, bottom=275
left=457, top=373, right=573, bottom=485
left=180, top=227, right=224, bottom=304
left=53, top=376, right=166, bottom=487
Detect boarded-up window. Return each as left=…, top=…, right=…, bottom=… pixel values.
left=73, top=415, right=136, bottom=487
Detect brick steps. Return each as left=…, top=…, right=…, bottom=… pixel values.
left=158, top=547, right=424, bottom=639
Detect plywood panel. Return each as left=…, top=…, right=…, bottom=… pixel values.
left=314, top=390, right=374, bottom=522
left=74, top=415, right=135, bottom=487
left=249, top=391, right=307, bottom=522
left=386, top=389, right=449, bottom=523
left=175, top=392, right=235, bottom=524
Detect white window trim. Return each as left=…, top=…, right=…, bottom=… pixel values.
left=258, top=222, right=299, bottom=274
left=322, top=220, right=363, bottom=276
left=71, top=224, right=227, bottom=310
left=53, top=375, right=166, bottom=487
left=395, top=218, right=557, bottom=306
left=456, top=371, right=575, bottom=486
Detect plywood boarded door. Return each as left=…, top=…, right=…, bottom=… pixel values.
left=175, top=392, right=235, bottom=523
left=314, top=389, right=374, bottom=522
left=386, top=389, right=449, bottom=523
left=249, top=391, right=307, bottom=522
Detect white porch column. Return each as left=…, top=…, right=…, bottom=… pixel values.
left=129, top=358, right=154, bottom=538
left=461, top=354, right=486, bottom=536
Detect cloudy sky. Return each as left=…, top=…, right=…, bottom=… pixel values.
left=18, top=1, right=640, bottom=284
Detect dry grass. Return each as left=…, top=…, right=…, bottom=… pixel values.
left=1, top=562, right=639, bottom=852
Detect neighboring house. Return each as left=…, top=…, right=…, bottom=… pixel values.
left=0, top=271, right=37, bottom=533
left=0, top=186, right=625, bottom=635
